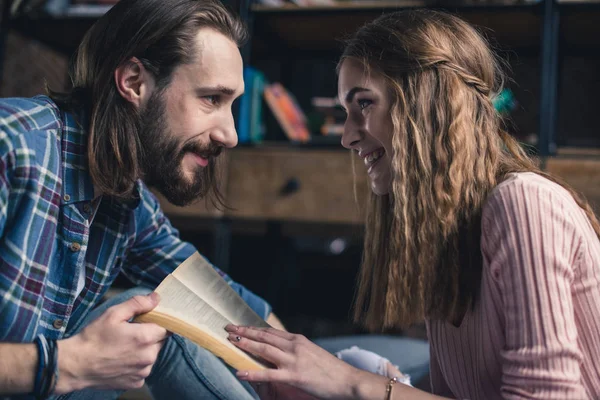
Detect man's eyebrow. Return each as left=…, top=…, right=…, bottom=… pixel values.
left=344, top=87, right=370, bottom=104
left=196, top=85, right=238, bottom=96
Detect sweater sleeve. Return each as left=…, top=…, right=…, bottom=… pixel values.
left=481, top=176, right=587, bottom=399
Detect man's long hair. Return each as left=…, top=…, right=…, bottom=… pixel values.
left=341, top=10, right=600, bottom=331
left=48, top=0, right=247, bottom=202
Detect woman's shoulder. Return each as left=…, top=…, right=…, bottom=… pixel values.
left=481, top=171, right=598, bottom=262
left=490, top=171, right=573, bottom=200
left=483, top=172, right=584, bottom=220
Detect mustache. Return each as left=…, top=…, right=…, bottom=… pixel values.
left=181, top=142, right=223, bottom=159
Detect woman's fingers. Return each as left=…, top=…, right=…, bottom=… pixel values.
left=227, top=324, right=296, bottom=340
left=236, top=368, right=290, bottom=383
left=226, top=325, right=297, bottom=348
left=228, top=333, right=293, bottom=365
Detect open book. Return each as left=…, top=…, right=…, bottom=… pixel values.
left=134, top=252, right=271, bottom=371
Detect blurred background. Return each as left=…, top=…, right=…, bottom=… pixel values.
left=1, top=0, right=599, bottom=353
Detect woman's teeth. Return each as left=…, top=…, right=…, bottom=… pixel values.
left=364, top=149, right=385, bottom=167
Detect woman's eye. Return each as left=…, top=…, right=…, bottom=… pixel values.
left=357, top=99, right=373, bottom=110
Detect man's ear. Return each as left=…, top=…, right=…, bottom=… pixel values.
left=114, top=57, right=154, bottom=109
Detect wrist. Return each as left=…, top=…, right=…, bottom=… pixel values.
left=348, top=369, right=388, bottom=400
left=55, top=336, right=87, bottom=394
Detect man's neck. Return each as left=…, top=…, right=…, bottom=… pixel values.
left=93, top=186, right=103, bottom=201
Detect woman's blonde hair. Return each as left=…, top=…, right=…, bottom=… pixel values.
left=341, top=10, right=600, bottom=330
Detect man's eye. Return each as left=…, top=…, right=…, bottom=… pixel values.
left=357, top=99, right=373, bottom=110
left=204, top=95, right=220, bottom=105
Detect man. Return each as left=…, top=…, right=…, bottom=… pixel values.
left=0, top=0, right=282, bottom=398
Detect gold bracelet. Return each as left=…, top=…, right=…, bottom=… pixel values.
left=385, top=377, right=398, bottom=400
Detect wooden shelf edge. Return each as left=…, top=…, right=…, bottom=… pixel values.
left=558, top=0, right=600, bottom=5
left=251, top=0, right=541, bottom=13
left=553, top=146, right=600, bottom=158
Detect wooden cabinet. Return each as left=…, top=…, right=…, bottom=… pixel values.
left=545, top=155, right=600, bottom=212
left=226, top=148, right=366, bottom=224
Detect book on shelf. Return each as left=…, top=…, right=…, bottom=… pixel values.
left=44, top=0, right=118, bottom=17
left=253, top=0, right=287, bottom=6
left=263, top=82, right=311, bottom=143
left=134, top=252, right=270, bottom=371
left=10, top=0, right=46, bottom=17
left=311, top=96, right=346, bottom=136
left=237, top=66, right=267, bottom=144
left=287, top=0, right=335, bottom=6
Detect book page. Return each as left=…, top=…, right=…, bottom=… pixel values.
left=153, top=274, right=260, bottom=361
left=172, top=253, right=270, bottom=329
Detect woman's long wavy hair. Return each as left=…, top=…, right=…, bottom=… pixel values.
left=343, top=10, right=600, bottom=331
left=48, top=0, right=246, bottom=201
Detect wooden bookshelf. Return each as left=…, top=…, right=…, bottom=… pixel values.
left=251, top=4, right=544, bottom=52
left=556, top=147, right=600, bottom=157
left=545, top=155, right=600, bottom=212
left=3, top=0, right=599, bottom=270
left=251, top=0, right=542, bottom=12
left=558, top=0, right=600, bottom=4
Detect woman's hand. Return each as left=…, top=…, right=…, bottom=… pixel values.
left=225, top=324, right=363, bottom=400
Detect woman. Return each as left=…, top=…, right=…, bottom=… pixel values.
left=226, top=10, right=600, bottom=399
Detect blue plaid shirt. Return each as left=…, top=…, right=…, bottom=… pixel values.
left=0, top=95, right=271, bottom=342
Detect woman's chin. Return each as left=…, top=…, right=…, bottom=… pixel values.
left=368, top=168, right=392, bottom=196
left=370, top=182, right=391, bottom=196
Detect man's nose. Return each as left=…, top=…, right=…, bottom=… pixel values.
left=211, top=111, right=238, bottom=148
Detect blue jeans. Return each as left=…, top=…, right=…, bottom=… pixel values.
left=54, top=287, right=258, bottom=400
left=53, top=287, right=429, bottom=400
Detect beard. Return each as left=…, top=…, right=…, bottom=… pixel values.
left=138, top=90, right=222, bottom=207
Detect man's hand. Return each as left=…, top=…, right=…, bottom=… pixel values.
left=56, top=293, right=168, bottom=394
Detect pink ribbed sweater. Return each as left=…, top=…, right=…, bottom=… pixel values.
left=427, top=172, right=600, bottom=399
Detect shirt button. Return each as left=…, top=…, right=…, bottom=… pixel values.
left=63, top=194, right=71, bottom=202
left=83, top=204, right=92, bottom=213
left=70, top=242, right=81, bottom=252
left=53, top=319, right=64, bottom=329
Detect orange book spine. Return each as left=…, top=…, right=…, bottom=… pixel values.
left=264, top=83, right=310, bottom=142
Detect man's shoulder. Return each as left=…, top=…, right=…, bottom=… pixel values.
left=134, top=180, right=163, bottom=212
left=0, top=95, right=63, bottom=138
